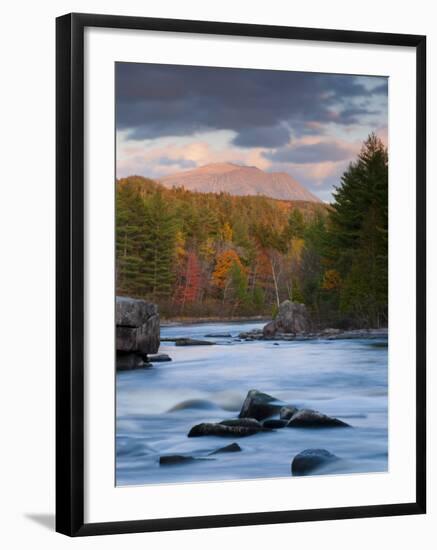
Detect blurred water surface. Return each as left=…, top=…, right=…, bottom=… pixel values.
left=116, top=321, right=388, bottom=486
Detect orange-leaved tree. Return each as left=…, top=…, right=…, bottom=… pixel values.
left=211, top=249, right=244, bottom=289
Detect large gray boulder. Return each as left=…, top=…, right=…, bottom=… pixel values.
left=263, top=300, right=310, bottom=336
left=116, top=296, right=160, bottom=370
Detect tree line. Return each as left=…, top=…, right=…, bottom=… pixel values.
left=116, top=134, right=388, bottom=327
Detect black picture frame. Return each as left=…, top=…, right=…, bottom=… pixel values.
left=56, top=12, right=426, bottom=537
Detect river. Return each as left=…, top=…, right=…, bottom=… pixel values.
left=116, top=321, right=388, bottom=486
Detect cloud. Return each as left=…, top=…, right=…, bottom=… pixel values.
left=116, top=63, right=388, bottom=147
left=154, top=156, right=196, bottom=169
left=264, top=140, right=357, bottom=164
left=116, top=133, right=271, bottom=179
left=232, top=124, right=290, bottom=148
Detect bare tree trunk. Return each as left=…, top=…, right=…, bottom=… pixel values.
left=270, top=258, right=280, bottom=308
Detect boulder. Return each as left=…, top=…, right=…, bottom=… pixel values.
left=238, top=389, right=283, bottom=421
left=116, top=352, right=148, bottom=371
left=263, top=300, right=310, bottom=336
left=116, top=297, right=160, bottom=369
left=188, top=422, right=263, bottom=438
left=279, top=406, right=299, bottom=421
left=209, top=443, right=242, bottom=455
left=287, top=409, right=350, bottom=428
left=220, top=418, right=263, bottom=429
left=262, top=321, right=277, bottom=338
left=291, top=449, right=339, bottom=476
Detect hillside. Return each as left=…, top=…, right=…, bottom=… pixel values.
left=159, top=162, right=322, bottom=203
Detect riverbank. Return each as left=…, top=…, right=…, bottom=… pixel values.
left=160, top=315, right=271, bottom=327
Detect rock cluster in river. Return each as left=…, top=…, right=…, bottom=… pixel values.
left=240, top=326, right=388, bottom=342
left=187, top=389, right=350, bottom=438
left=116, top=296, right=160, bottom=370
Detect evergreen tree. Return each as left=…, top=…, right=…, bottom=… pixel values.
left=328, top=134, right=388, bottom=326
left=140, top=190, right=177, bottom=299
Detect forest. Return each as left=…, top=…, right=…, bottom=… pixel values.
left=116, top=134, right=388, bottom=328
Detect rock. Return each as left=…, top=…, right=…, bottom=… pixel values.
left=263, top=300, right=310, bottom=336
left=116, top=352, right=148, bottom=371
left=291, top=449, right=339, bottom=476
left=262, top=419, right=288, bottom=429
left=188, top=422, right=263, bottom=437
left=209, top=443, right=242, bottom=455
left=279, top=406, right=299, bottom=421
left=174, top=338, right=216, bottom=346
left=262, top=321, right=277, bottom=338
left=287, top=409, right=350, bottom=428
left=238, top=329, right=263, bottom=339
left=116, top=297, right=160, bottom=370
left=148, top=353, right=172, bottom=362
left=325, top=328, right=388, bottom=340
left=220, top=418, right=263, bottom=428
left=159, top=455, right=196, bottom=466
left=204, top=333, right=232, bottom=338
left=238, top=389, right=283, bottom=421
left=116, top=296, right=158, bottom=327
left=167, top=399, right=219, bottom=412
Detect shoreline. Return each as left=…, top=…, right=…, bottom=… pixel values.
left=160, top=315, right=270, bottom=327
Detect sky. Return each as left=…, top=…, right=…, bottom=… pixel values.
left=116, top=63, right=388, bottom=202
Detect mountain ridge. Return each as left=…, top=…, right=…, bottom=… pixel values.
left=159, top=162, right=321, bottom=203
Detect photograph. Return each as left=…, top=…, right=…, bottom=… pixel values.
left=115, top=62, right=389, bottom=486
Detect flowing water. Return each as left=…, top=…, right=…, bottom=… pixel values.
left=116, top=321, right=388, bottom=486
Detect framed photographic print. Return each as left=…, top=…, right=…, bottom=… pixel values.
left=56, top=13, right=426, bottom=536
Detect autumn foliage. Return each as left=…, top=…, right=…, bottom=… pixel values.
left=116, top=135, right=388, bottom=327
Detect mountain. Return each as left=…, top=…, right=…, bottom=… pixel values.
left=159, top=162, right=322, bottom=203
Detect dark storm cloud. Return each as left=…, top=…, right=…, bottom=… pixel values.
left=116, top=63, right=387, bottom=147
left=232, top=124, right=291, bottom=148
left=265, top=141, right=354, bottom=164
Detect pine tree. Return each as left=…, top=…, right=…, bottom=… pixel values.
left=140, top=190, right=177, bottom=299
left=328, top=134, right=388, bottom=326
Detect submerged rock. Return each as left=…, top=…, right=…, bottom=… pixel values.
left=262, top=419, right=288, bottom=429
left=167, top=399, right=219, bottom=413
left=159, top=454, right=197, bottom=466
left=291, top=449, right=339, bottom=476
left=148, top=353, right=172, bottom=362
left=204, top=333, right=232, bottom=338
left=287, top=409, right=350, bottom=428
left=188, top=422, right=263, bottom=438
left=209, top=442, right=242, bottom=455
left=174, top=338, right=216, bottom=346
left=238, top=389, right=283, bottom=421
